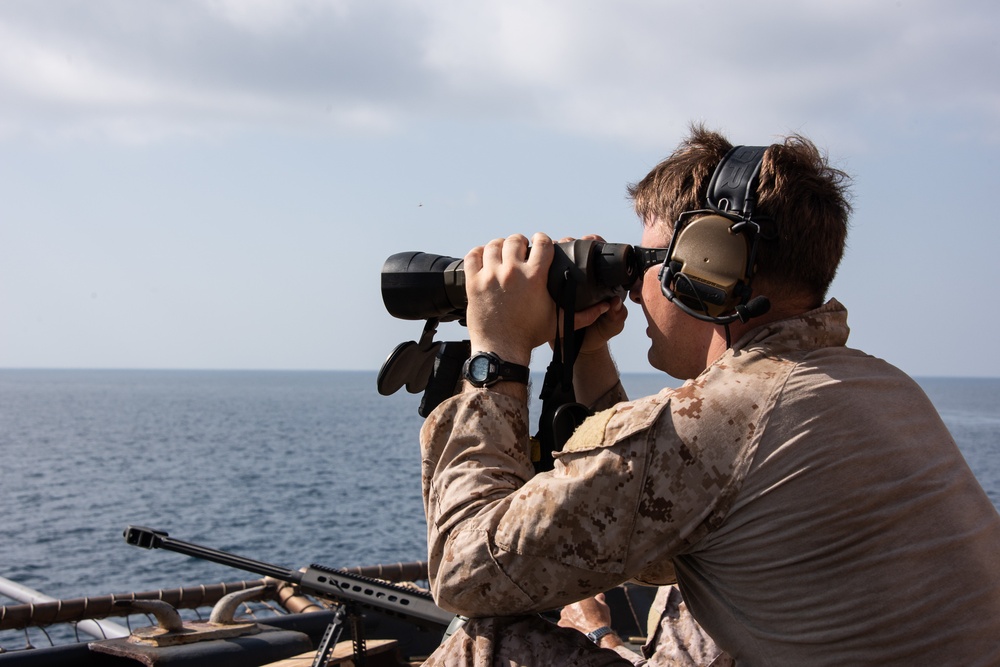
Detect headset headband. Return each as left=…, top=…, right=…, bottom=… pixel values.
left=706, top=145, right=767, bottom=216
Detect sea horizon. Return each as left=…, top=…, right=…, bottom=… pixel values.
left=2, top=366, right=998, bottom=379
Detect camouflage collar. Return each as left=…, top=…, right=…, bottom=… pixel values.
left=733, top=299, right=850, bottom=355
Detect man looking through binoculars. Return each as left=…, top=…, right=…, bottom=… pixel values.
left=416, top=125, right=1000, bottom=666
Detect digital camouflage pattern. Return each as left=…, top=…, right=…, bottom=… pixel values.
left=420, top=300, right=1000, bottom=666
left=421, top=615, right=634, bottom=667
left=641, top=586, right=734, bottom=667
left=420, top=585, right=731, bottom=667
left=420, top=298, right=790, bottom=614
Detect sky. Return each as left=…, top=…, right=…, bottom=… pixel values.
left=1, top=0, right=999, bottom=379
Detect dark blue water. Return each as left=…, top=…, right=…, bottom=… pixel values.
left=0, top=370, right=428, bottom=602
left=1, top=370, right=997, bottom=611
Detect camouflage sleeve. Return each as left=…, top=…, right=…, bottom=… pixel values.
left=642, top=586, right=733, bottom=667
left=420, top=383, right=749, bottom=616
left=420, top=388, right=541, bottom=614
left=611, top=645, right=647, bottom=665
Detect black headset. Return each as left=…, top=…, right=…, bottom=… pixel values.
left=658, top=145, right=772, bottom=325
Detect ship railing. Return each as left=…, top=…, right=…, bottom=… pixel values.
left=0, top=561, right=429, bottom=655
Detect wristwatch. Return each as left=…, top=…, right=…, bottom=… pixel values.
left=585, top=625, right=615, bottom=645
left=462, top=352, right=530, bottom=388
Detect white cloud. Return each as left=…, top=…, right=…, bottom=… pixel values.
left=0, top=21, right=154, bottom=106
left=0, top=0, right=996, bottom=146
left=205, top=0, right=351, bottom=35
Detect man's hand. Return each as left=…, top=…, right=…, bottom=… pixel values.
left=464, top=232, right=562, bottom=366
left=577, top=296, right=628, bottom=355
left=558, top=593, right=623, bottom=649
left=555, top=235, right=628, bottom=355
left=544, top=235, right=628, bottom=405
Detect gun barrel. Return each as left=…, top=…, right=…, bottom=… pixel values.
left=123, top=525, right=302, bottom=584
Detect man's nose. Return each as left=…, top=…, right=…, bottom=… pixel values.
left=629, top=275, right=644, bottom=304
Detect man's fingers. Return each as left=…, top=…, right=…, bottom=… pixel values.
left=574, top=301, right=612, bottom=329
left=527, top=232, right=553, bottom=271
left=502, top=234, right=530, bottom=262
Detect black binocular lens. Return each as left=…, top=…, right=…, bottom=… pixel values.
left=381, top=240, right=638, bottom=321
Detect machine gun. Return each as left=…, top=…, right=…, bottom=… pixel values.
left=123, top=525, right=456, bottom=666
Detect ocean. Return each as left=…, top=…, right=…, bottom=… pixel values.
left=1, top=370, right=998, bottom=639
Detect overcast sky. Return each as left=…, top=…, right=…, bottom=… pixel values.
left=1, top=0, right=998, bottom=379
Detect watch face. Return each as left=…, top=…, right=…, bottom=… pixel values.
left=468, top=355, right=493, bottom=382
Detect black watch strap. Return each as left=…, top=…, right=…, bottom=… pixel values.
left=586, top=626, right=615, bottom=645
left=463, top=352, right=530, bottom=388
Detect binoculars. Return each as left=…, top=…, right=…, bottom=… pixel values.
left=381, top=239, right=639, bottom=322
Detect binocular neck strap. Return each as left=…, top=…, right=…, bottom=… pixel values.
left=534, top=271, right=592, bottom=473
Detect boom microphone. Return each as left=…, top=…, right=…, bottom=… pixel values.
left=736, top=296, right=771, bottom=322
left=668, top=293, right=771, bottom=325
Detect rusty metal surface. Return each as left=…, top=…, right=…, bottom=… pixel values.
left=208, top=586, right=271, bottom=625
left=0, top=580, right=270, bottom=630
left=0, top=561, right=435, bottom=665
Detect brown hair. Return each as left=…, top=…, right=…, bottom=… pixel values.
left=628, top=124, right=852, bottom=303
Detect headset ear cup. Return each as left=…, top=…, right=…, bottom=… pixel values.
left=666, top=214, right=751, bottom=317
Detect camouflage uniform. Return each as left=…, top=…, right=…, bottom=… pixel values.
left=421, top=585, right=730, bottom=666
left=420, top=300, right=1000, bottom=666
